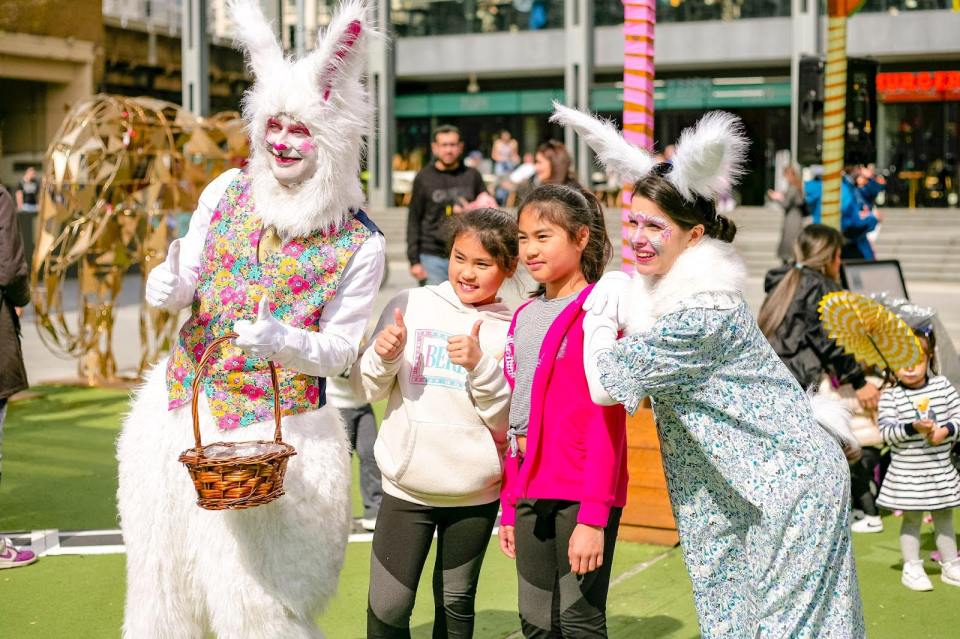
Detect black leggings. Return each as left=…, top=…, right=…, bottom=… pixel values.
left=514, top=499, right=622, bottom=638
left=367, top=493, right=499, bottom=638
left=850, top=446, right=882, bottom=516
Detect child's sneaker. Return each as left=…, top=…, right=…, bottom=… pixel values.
left=902, top=560, right=934, bottom=591
left=851, top=515, right=884, bottom=533
left=0, top=537, right=37, bottom=570
left=940, top=558, right=960, bottom=587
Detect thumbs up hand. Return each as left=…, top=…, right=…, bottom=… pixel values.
left=234, top=296, right=290, bottom=361
left=146, top=240, right=186, bottom=309
left=375, top=308, right=407, bottom=362
left=447, top=319, right=484, bottom=372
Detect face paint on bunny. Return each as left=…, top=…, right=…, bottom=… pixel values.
left=628, top=199, right=699, bottom=276
left=630, top=212, right=673, bottom=256
left=264, top=115, right=320, bottom=186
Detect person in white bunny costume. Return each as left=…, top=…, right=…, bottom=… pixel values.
left=116, top=1, right=385, bottom=637
left=551, top=104, right=865, bottom=638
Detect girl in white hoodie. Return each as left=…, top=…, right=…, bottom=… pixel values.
left=355, top=208, right=518, bottom=638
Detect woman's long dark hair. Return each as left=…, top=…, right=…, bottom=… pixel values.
left=757, top=224, right=844, bottom=338
left=536, top=140, right=577, bottom=185
left=517, top=183, right=612, bottom=297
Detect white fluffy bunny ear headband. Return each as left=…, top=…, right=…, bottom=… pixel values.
left=227, top=0, right=373, bottom=132
left=549, top=102, right=750, bottom=203
left=228, top=0, right=369, bottom=84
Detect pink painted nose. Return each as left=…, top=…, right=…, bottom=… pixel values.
left=631, top=228, right=650, bottom=248
left=272, top=143, right=288, bottom=151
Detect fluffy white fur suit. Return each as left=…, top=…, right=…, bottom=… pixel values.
left=117, top=365, right=350, bottom=638
left=117, top=1, right=377, bottom=636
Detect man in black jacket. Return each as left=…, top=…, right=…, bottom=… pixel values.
left=406, top=125, right=487, bottom=285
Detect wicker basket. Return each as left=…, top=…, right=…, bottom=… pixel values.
left=178, top=333, right=296, bottom=510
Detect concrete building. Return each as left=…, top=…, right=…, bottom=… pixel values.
left=0, top=0, right=104, bottom=185
left=3, top=0, right=959, bottom=207
left=383, top=0, right=960, bottom=207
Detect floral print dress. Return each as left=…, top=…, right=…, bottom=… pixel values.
left=598, top=292, right=864, bottom=639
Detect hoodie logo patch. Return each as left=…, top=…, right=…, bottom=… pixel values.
left=409, top=328, right=467, bottom=389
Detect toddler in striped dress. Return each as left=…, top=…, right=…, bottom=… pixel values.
left=876, top=325, right=960, bottom=591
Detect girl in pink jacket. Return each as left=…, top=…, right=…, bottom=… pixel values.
left=498, top=184, right=628, bottom=637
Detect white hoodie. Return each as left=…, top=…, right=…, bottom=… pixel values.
left=354, top=281, right=513, bottom=507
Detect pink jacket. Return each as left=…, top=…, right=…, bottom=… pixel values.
left=500, top=285, right=628, bottom=527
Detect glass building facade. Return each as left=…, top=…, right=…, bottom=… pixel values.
left=102, top=1, right=960, bottom=207
left=390, top=0, right=564, bottom=37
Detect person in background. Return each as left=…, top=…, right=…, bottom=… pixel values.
left=876, top=323, right=960, bottom=591
left=15, top=167, right=39, bottom=213
left=406, top=125, right=488, bottom=286
left=500, top=152, right=536, bottom=207
left=0, top=184, right=36, bottom=569
left=662, top=144, right=676, bottom=164
left=857, top=164, right=886, bottom=254
left=514, top=140, right=580, bottom=203
left=758, top=224, right=880, bottom=405
left=804, top=165, right=880, bottom=260
left=839, top=165, right=881, bottom=260
left=492, top=130, right=520, bottom=205
left=758, top=224, right=884, bottom=533
left=328, top=369, right=382, bottom=532
left=768, top=164, right=809, bottom=263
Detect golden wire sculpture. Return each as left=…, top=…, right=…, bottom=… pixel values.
left=31, top=94, right=249, bottom=385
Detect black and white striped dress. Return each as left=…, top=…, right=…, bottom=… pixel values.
left=876, top=375, right=960, bottom=511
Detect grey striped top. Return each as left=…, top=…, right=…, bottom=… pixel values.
left=507, top=292, right=577, bottom=453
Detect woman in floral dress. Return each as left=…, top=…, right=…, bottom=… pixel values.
left=551, top=104, right=865, bottom=638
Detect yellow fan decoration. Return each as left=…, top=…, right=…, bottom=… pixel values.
left=818, top=291, right=925, bottom=372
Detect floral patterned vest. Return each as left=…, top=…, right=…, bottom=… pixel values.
left=165, top=171, right=374, bottom=430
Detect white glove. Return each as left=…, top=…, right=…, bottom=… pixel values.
left=145, top=240, right=192, bottom=310
left=582, top=270, right=633, bottom=330
left=234, top=297, right=294, bottom=361
left=582, top=309, right=619, bottom=406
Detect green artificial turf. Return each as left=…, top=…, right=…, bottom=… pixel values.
left=318, top=536, right=671, bottom=638
left=3, top=386, right=960, bottom=638
left=0, top=386, right=130, bottom=532
left=0, top=554, right=125, bottom=638
left=0, top=535, right=674, bottom=638
left=0, top=386, right=378, bottom=529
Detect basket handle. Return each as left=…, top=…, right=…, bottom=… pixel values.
left=190, top=332, right=282, bottom=452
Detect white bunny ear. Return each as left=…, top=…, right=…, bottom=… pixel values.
left=311, top=0, right=371, bottom=101
left=668, top=111, right=749, bottom=202
left=227, top=0, right=285, bottom=80
left=549, top=102, right=656, bottom=184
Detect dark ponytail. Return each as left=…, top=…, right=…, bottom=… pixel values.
left=757, top=224, right=843, bottom=337
left=517, top=183, right=613, bottom=297
left=633, top=170, right=738, bottom=243
left=709, top=214, right=737, bottom=243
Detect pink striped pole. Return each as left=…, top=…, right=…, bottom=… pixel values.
left=621, top=1, right=655, bottom=270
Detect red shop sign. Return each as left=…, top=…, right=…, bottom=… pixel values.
left=877, top=71, right=960, bottom=103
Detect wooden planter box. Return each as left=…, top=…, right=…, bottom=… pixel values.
left=618, top=400, right=679, bottom=546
